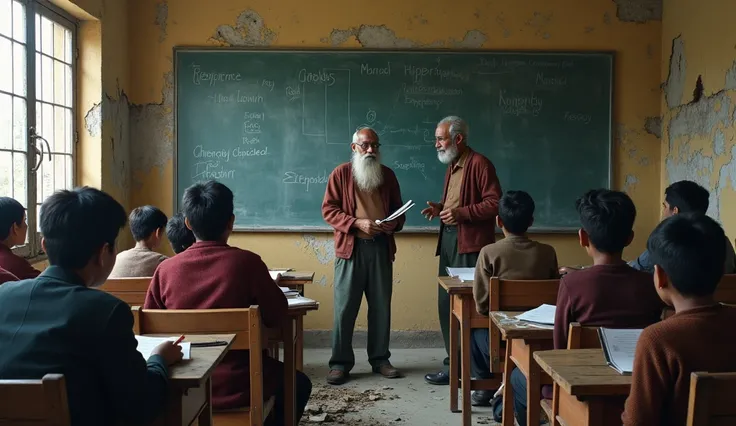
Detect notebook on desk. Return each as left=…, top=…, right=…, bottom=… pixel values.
left=135, top=335, right=192, bottom=360
left=516, top=304, right=556, bottom=325
left=287, top=296, right=318, bottom=307
left=446, top=267, right=475, bottom=282
left=598, top=328, right=643, bottom=375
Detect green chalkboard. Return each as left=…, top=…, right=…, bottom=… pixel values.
left=174, top=48, right=613, bottom=232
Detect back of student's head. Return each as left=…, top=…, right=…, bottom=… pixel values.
left=0, top=197, right=25, bottom=241
left=166, top=212, right=195, bottom=254
left=647, top=213, right=725, bottom=296
left=664, top=180, right=710, bottom=214
left=40, top=187, right=127, bottom=270
left=498, top=190, right=535, bottom=234
left=129, top=205, right=168, bottom=241
left=575, top=189, right=636, bottom=254
left=181, top=180, right=234, bottom=241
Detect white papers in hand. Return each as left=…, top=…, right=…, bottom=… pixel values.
left=446, top=267, right=475, bottom=282
left=598, top=328, right=643, bottom=375
left=135, top=335, right=192, bottom=360
left=516, top=304, right=556, bottom=325
left=376, top=200, right=415, bottom=224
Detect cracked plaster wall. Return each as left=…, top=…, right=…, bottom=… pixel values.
left=123, top=0, right=661, bottom=330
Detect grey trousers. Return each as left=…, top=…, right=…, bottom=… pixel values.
left=329, top=236, right=393, bottom=372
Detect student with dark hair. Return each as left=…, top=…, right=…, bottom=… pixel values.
left=629, top=180, right=736, bottom=273
left=509, top=189, right=664, bottom=426
left=144, top=180, right=312, bottom=425
left=0, top=197, right=40, bottom=279
left=0, top=187, right=182, bottom=426
left=166, top=212, right=195, bottom=254
left=623, top=214, right=736, bottom=425
left=109, top=205, right=169, bottom=278
left=469, top=190, right=558, bottom=406
left=0, top=266, right=18, bottom=285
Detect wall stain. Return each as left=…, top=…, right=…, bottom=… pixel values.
left=155, top=0, right=168, bottom=42
left=104, top=89, right=131, bottom=191
left=524, top=11, right=553, bottom=40
left=725, top=61, right=736, bottom=90
left=611, top=0, right=662, bottom=23
left=644, top=116, right=662, bottom=138
left=317, top=274, right=328, bottom=287
left=664, top=35, right=686, bottom=109
left=210, top=9, right=277, bottom=46
left=84, top=102, right=101, bottom=137
left=297, top=234, right=335, bottom=265
left=624, top=174, right=639, bottom=192
left=322, top=24, right=487, bottom=48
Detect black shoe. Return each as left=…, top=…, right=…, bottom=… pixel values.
left=443, top=357, right=450, bottom=366
left=424, top=370, right=450, bottom=385
left=471, top=390, right=494, bottom=406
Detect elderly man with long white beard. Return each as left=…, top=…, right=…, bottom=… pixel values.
left=322, top=127, right=406, bottom=385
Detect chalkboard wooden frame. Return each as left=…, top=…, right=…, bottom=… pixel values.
left=173, top=47, right=614, bottom=234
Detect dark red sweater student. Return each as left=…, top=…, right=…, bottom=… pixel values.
left=0, top=197, right=40, bottom=279
left=144, top=181, right=311, bottom=425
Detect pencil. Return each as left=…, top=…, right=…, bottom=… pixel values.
left=173, top=335, right=185, bottom=345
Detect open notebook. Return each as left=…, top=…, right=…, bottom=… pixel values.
left=288, top=296, right=318, bottom=308
left=515, top=304, right=556, bottom=325
left=446, top=267, right=474, bottom=282
left=598, top=328, right=643, bottom=375
left=135, top=336, right=192, bottom=360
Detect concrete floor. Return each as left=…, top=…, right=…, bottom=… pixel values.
left=299, top=348, right=504, bottom=426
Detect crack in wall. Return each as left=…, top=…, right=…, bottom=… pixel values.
left=664, top=36, right=686, bottom=109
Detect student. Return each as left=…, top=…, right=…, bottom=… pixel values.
left=109, top=205, right=169, bottom=278
left=166, top=212, right=195, bottom=254
left=144, top=180, right=312, bottom=425
left=470, top=190, right=558, bottom=406
left=622, top=214, right=736, bottom=425
left=0, top=187, right=182, bottom=426
left=0, top=266, right=18, bottom=285
left=509, top=189, right=664, bottom=426
left=0, top=197, right=40, bottom=279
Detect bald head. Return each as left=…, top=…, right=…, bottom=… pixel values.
left=352, top=127, right=379, bottom=145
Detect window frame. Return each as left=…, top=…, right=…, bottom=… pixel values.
left=4, top=0, right=78, bottom=260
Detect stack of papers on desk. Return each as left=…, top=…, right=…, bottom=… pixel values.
left=269, top=270, right=287, bottom=282
left=516, top=304, right=556, bottom=325
left=279, top=286, right=300, bottom=298
left=135, top=335, right=191, bottom=360
left=446, top=267, right=475, bottom=282
left=598, top=328, right=643, bottom=375
left=287, top=296, right=318, bottom=307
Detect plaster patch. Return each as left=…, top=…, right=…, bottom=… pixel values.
left=715, top=146, right=736, bottom=222
left=664, top=36, right=686, bottom=110
left=639, top=157, right=650, bottom=166
left=627, top=148, right=637, bottom=159
left=715, top=129, right=726, bottom=157
left=644, top=116, right=662, bottom=138
left=323, top=25, right=486, bottom=48
left=103, top=90, right=131, bottom=192
left=525, top=11, right=552, bottom=40
left=612, top=0, right=662, bottom=23
left=624, top=174, right=639, bottom=192
left=84, top=103, right=101, bottom=137
left=155, top=1, right=168, bottom=42
left=668, top=91, right=732, bottom=151
left=297, top=234, right=335, bottom=265
left=725, top=61, right=736, bottom=90
left=665, top=150, right=718, bottom=218
left=211, top=9, right=276, bottom=47
left=317, top=275, right=328, bottom=287
left=614, top=123, right=641, bottom=146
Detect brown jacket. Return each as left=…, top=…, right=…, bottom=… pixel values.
left=436, top=148, right=502, bottom=255
left=472, top=235, right=559, bottom=315
left=109, top=247, right=168, bottom=278
left=322, top=163, right=405, bottom=260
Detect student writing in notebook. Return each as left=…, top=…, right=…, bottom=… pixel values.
left=145, top=180, right=312, bottom=425
left=622, top=214, right=736, bottom=426
left=0, top=197, right=40, bottom=279
left=0, top=187, right=182, bottom=426
left=109, top=205, right=169, bottom=278
left=470, top=190, right=558, bottom=406
left=166, top=212, right=195, bottom=254
left=509, top=189, right=664, bottom=426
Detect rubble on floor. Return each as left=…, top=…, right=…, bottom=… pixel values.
left=299, top=384, right=402, bottom=425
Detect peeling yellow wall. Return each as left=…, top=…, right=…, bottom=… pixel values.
left=661, top=0, right=736, bottom=242
left=118, top=0, right=663, bottom=330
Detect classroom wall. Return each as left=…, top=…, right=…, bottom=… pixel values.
left=64, top=0, right=662, bottom=332
left=660, top=0, right=736, bottom=240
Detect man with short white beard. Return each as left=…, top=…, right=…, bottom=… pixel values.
left=322, top=127, right=406, bottom=385
left=421, top=116, right=503, bottom=386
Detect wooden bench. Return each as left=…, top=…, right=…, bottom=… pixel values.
left=132, top=306, right=274, bottom=426
left=98, top=277, right=152, bottom=306
left=687, top=372, right=736, bottom=426
left=0, top=373, right=71, bottom=425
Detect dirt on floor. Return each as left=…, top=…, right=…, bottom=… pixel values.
left=299, top=384, right=404, bottom=426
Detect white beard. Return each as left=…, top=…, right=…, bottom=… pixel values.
left=351, top=151, right=383, bottom=192
left=437, top=142, right=459, bottom=164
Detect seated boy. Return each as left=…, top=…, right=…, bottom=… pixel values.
left=629, top=180, right=736, bottom=274
left=144, top=180, right=312, bottom=425
left=470, top=190, right=559, bottom=406
left=0, top=197, right=40, bottom=279
left=509, top=189, right=664, bottom=426
left=109, top=205, right=169, bottom=277
left=166, top=212, right=195, bottom=254
left=622, top=214, right=736, bottom=425
left=0, top=266, right=18, bottom=285
left=0, top=187, right=182, bottom=426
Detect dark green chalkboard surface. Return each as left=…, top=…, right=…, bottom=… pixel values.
left=174, top=48, right=613, bottom=232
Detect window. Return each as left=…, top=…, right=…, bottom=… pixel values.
left=0, top=0, right=76, bottom=258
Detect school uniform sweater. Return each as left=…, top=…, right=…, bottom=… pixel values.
left=109, top=246, right=168, bottom=278
left=622, top=304, right=736, bottom=426
left=0, top=244, right=40, bottom=279
left=0, top=266, right=18, bottom=285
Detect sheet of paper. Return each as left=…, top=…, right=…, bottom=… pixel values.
left=446, top=267, right=475, bottom=282
left=279, top=286, right=300, bottom=297
left=599, top=328, right=642, bottom=374
left=515, top=304, right=556, bottom=325
left=135, top=335, right=191, bottom=360
left=376, top=200, right=415, bottom=224
left=269, top=270, right=286, bottom=282
left=288, top=296, right=318, bottom=307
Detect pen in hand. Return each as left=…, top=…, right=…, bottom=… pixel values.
left=173, top=335, right=185, bottom=346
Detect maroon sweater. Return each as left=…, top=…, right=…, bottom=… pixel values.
left=322, top=163, right=405, bottom=260
left=0, top=267, right=17, bottom=285
left=0, top=245, right=40, bottom=280
left=553, top=263, right=665, bottom=349
left=436, top=148, right=502, bottom=255
left=144, top=241, right=288, bottom=409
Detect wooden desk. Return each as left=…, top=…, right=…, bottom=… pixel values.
left=277, top=271, right=315, bottom=295
left=533, top=349, right=631, bottom=426
left=143, top=334, right=235, bottom=426
left=490, top=312, right=554, bottom=426
left=438, top=276, right=500, bottom=426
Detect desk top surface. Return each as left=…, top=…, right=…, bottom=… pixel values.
left=144, top=334, right=235, bottom=388
left=438, top=276, right=473, bottom=294
left=533, top=349, right=632, bottom=397
left=276, top=271, right=315, bottom=281
left=490, top=311, right=554, bottom=340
